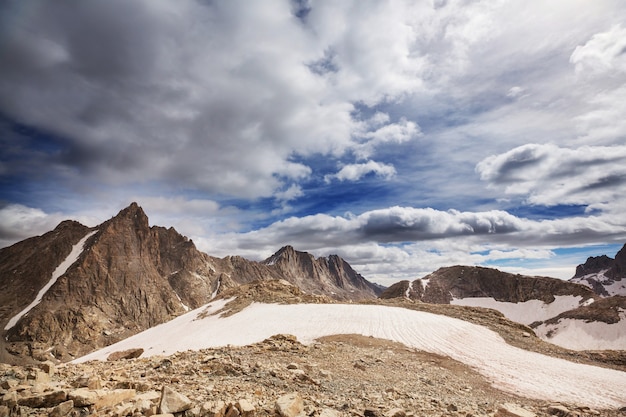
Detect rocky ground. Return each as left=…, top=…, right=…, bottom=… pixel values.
left=1, top=333, right=624, bottom=417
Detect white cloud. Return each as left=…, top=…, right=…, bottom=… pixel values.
left=325, top=161, right=397, bottom=183
left=476, top=143, right=626, bottom=211
left=570, top=25, right=626, bottom=77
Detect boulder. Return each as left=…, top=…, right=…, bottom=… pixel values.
left=159, top=386, right=192, bottom=414
left=496, top=403, right=536, bottom=417
left=275, top=392, right=303, bottom=417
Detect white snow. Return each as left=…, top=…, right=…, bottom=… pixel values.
left=74, top=300, right=626, bottom=409
left=450, top=295, right=585, bottom=325
left=210, top=278, right=221, bottom=300
left=4, top=230, right=98, bottom=331
left=404, top=280, right=413, bottom=298
left=534, top=310, right=626, bottom=351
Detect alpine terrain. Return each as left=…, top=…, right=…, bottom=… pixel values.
left=1, top=203, right=626, bottom=416
left=0, top=203, right=382, bottom=364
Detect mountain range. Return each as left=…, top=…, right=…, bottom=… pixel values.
left=0, top=203, right=381, bottom=364
left=0, top=202, right=625, bottom=365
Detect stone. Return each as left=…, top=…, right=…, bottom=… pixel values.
left=17, top=390, right=67, bottom=408
left=319, top=409, right=341, bottom=417
left=0, top=405, right=8, bottom=417
left=287, top=363, right=298, bottom=370
left=202, top=400, right=227, bottom=417
left=364, top=409, right=380, bottom=417
left=39, top=361, right=56, bottom=375
left=159, top=386, right=192, bottom=414
left=496, top=403, right=536, bottom=417
left=107, top=348, right=145, bottom=361
left=50, top=400, right=74, bottom=417
left=237, top=399, right=255, bottom=417
left=1, top=391, right=17, bottom=408
left=69, top=388, right=136, bottom=409
left=225, top=404, right=241, bottom=417
left=275, top=392, right=304, bottom=417
left=547, top=405, right=574, bottom=417
left=385, top=408, right=406, bottom=417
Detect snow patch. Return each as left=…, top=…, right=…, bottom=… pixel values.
left=404, top=281, right=413, bottom=298
left=450, top=295, right=585, bottom=326
left=4, top=230, right=98, bottom=331
left=534, top=311, right=626, bottom=350
left=210, top=278, right=221, bottom=300
left=74, top=301, right=626, bottom=408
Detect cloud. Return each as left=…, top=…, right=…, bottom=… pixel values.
left=570, top=25, right=626, bottom=77
left=476, top=143, right=626, bottom=211
left=325, top=161, right=397, bottom=183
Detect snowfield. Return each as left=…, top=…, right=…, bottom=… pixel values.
left=75, top=300, right=626, bottom=409
left=4, top=230, right=98, bottom=331
left=450, top=295, right=586, bottom=326
left=450, top=295, right=626, bottom=351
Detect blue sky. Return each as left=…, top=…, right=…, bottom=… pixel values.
left=1, top=0, right=626, bottom=285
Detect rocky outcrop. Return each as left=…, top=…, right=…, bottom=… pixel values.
left=570, top=244, right=626, bottom=296
left=380, top=265, right=594, bottom=304
left=263, top=246, right=384, bottom=300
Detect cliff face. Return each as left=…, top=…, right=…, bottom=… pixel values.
left=0, top=204, right=382, bottom=363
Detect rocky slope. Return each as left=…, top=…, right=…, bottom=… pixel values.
left=0, top=203, right=382, bottom=364
left=570, top=244, right=626, bottom=296
left=1, top=333, right=618, bottom=417
left=377, top=266, right=626, bottom=351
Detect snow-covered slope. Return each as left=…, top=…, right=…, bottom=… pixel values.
left=534, top=312, right=626, bottom=351
left=75, top=300, right=626, bottom=409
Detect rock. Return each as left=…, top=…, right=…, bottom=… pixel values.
left=364, top=408, right=380, bottom=417
left=107, top=348, right=145, bottom=361
left=319, top=409, right=341, bottom=417
left=202, top=400, right=227, bottom=417
left=385, top=408, right=405, bottom=417
left=225, top=404, right=241, bottom=417
left=50, top=400, right=74, bottom=417
left=159, top=386, right=192, bottom=414
left=17, top=390, right=67, bottom=408
left=1, top=391, right=17, bottom=408
left=39, top=361, right=56, bottom=375
left=68, top=388, right=136, bottom=409
left=496, top=403, right=536, bottom=417
left=275, top=392, right=304, bottom=417
left=0, top=405, right=8, bottom=417
left=287, top=363, right=298, bottom=370
left=237, top=399, right=255, bottom=417
left=547, top=405, right=574, bottom=417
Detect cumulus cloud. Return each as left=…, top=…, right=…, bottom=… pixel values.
left=570, top=25, right=626, bottom=77
left=476, top=143, right=626, bottom=211
left=325, top=161, right=397, bottom=183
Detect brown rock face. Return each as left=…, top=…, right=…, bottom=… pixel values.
left=569, top=243, right=626, bottom=296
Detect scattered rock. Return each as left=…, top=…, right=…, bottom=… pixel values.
left=49, top=400, right=74, bottom=417
left=107, top=348, right=145, bottom=361
left=159, top=386, right=192, bottom=414
left=275, top=392, right=303, bottom=417
left=547, top=405, right=575, bottom=417
left=17, top=390, right=67, bottom=408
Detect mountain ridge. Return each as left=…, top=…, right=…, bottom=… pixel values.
left=0, top=203, right=382, bottom=364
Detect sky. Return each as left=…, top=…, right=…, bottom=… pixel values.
left=1, top=0, right=625, bottom=286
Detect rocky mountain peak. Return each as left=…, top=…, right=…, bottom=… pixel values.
left=570, top=243, right=626, bottom=296
left=573, top=255, right=614, bottom=278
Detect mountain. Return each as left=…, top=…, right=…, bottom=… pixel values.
left=378, top=265, right=626, bottom=350
left=262, top=245, right=384, bottom=300
left=0, top=203, right=381, bottom=364
left=569, top=244, right=626, bottom=296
